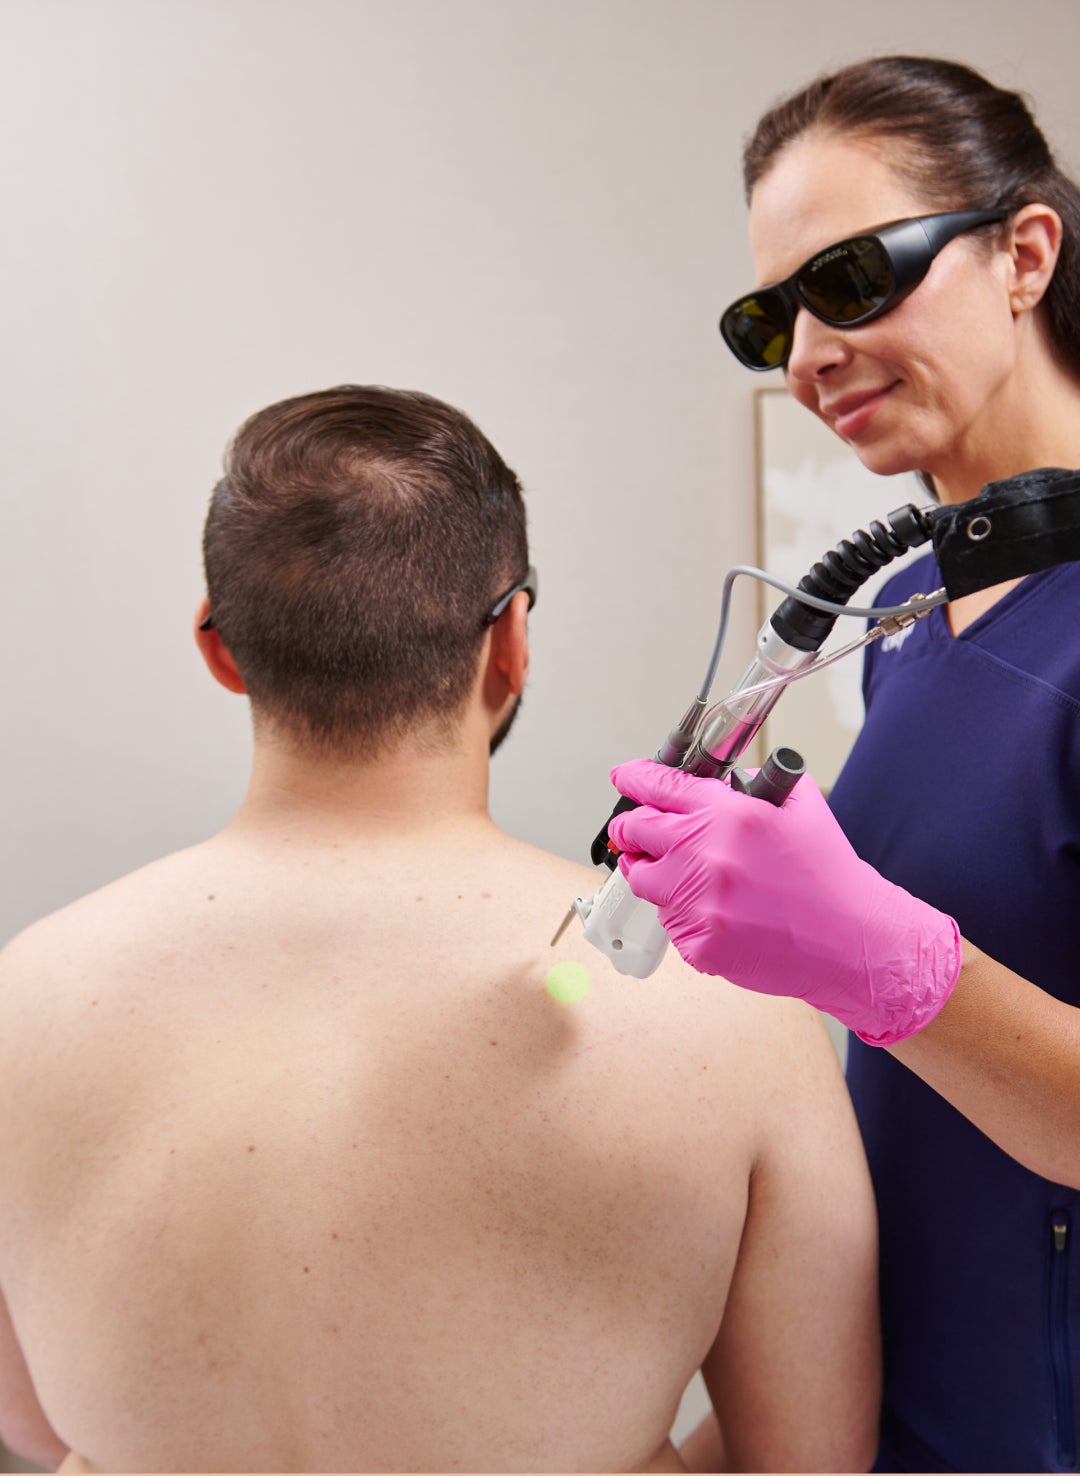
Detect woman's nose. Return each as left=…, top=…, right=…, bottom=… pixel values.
left=784, top=307, right=852, bottom=383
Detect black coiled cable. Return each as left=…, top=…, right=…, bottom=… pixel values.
left=770, top=503, right=936, bottom=651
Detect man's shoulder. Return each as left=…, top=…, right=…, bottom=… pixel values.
left=0, top=841, right=218, bottom=1018
left=0, top=840, right=231, bottom=1172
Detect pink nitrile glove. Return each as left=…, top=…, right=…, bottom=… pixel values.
left=607, top=758, right=962, bottom=1048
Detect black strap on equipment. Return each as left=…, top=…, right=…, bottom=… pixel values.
left=931, top=467, right=1080, bottom=599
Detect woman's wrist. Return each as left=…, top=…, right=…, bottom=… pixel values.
left=850, top=898, right=964, bottom=1048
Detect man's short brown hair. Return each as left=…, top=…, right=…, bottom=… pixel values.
left=202, top=385, right=529, bottom=755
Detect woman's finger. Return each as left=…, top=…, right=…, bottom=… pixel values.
left=610, top=758, right=725, bottom=816
left=608, top=805, right=687, bottom=860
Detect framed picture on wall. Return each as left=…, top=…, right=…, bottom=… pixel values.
left=754, top=387, right=927, bottom=791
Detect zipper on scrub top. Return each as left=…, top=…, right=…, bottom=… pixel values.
left=1050, top=1209, right=1077, bottom=1469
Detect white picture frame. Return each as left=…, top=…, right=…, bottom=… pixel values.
left=755, top=387, right=928, bottom=791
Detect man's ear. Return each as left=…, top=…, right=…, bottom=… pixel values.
left=193, top=597, right=247, bottom=694
left=1006, top=203, right=1063, bottom=315
left=483, top=589, right=530, bottom=704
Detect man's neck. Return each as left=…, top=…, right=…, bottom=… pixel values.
left=226, top=725, right=496, bottom=848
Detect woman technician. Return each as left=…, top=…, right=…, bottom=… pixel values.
left=611, top=56, right=1080, bottom=1474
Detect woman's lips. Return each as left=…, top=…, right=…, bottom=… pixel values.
left=824, top=382, right=899, bottom=439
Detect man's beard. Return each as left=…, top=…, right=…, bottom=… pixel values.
left=490, top=693, right=523, bottom=757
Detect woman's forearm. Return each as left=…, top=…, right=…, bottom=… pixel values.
left=891, top=941, right=1080, bottom=1188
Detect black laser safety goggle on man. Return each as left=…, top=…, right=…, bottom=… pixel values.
left=719, top=209, right=1008, bottom=371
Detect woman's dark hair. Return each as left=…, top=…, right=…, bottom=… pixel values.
left=743, top=55, right=1080, bottom=383
left=202, top=385, right=528, bottom=757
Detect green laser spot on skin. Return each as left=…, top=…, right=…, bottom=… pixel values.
left=545, top=961, right=593, bottom=1004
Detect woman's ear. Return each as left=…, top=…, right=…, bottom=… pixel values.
left=193, top=598, right=247, bottom=694
left=1006, top=203, right=1063, bottom=315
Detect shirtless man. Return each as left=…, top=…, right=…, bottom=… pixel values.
left=0, top=386, right=879, bottom=1474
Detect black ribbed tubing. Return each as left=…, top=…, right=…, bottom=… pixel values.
left=770, top=504, right=935, bottom=651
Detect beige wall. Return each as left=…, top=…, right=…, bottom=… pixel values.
left=3, top=0, right=1079, bottom=942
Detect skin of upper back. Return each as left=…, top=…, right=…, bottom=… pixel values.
left=0, top=823, right=878, bottom=1473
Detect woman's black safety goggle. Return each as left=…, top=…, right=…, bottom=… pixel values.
left=719, top=209, right=1008, bottom=371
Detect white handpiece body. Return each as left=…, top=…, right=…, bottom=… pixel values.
left=575, top=869, right=670, bottom=979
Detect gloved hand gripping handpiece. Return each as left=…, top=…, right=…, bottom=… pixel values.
left=609, top=756, right=963, bottom=1046
left=553, top=747, right=806, bottom=978
left=551, top=501, right=942, bottom=978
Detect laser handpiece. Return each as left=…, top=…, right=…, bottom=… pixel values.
left=552, top=466, right=1080, bottom=978
left=553, top=502, right=943, bottom=974
left=548, top=466, right=1080, bottom=980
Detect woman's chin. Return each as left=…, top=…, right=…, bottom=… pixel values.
left=848, top=435, right=926, bottom=480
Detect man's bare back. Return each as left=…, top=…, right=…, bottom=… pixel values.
left=0, top=384, right=878, bottom=1471
left=0, top=812, right=877, bottom=1472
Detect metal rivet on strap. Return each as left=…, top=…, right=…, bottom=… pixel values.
left=966, top=515, right=993, bottom=541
